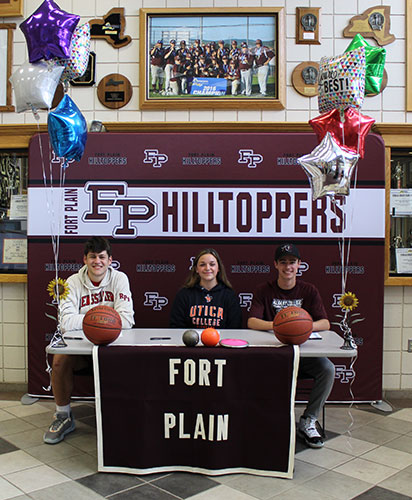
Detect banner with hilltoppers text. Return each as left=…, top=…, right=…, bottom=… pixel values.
left=28, top=132, right=385, bottom=400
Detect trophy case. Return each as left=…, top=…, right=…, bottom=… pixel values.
left=375, top=123, right=412, bottom=285
left=0, top=149, right=27, bottom=276
left=0, top=124, right=39, bottom=282
left=388, top=149, right=412, bottom=277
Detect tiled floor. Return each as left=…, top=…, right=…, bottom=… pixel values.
left=0, top=394, right=412, bottom=500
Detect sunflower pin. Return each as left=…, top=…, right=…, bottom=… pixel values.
left=339, top=291, right=359, bottom=311
left=47, top=278, right=69, bottom=301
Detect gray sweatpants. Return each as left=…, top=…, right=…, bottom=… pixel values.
left=298, top=357, right=335, bottom=420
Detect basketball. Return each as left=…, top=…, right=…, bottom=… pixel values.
left=273, top=306, right=313, bottom=345
left=82, top=305, right=122, bottom=345
left=201, top=327, right=220, bottom=347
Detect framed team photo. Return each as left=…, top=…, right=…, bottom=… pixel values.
left=139, top=8, right=285, bottom=110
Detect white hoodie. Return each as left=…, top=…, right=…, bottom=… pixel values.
left=59, top=265, right=134, bottom=333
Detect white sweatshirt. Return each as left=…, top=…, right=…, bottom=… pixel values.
left=59, top=265, right=134, bottom=333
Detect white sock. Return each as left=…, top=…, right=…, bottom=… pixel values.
left=56, top=404, right=71, bottom=415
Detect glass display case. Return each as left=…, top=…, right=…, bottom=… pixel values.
left=0, top=149, right=27, bottom=274
left=389, top=148, right=412, bottom=277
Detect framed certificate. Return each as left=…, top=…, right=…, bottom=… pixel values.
left=2, top=238, right=27, bottom=265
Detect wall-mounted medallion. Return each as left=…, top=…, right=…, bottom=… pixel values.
left=97, top=73, right=133, bottom=109
left=292, top=61, right=319, bottom=97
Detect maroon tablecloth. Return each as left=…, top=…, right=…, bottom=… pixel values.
left=93, top=344, right=299, bottom=477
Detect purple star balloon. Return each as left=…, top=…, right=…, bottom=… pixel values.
left=20, top=0, right=80, bottom=63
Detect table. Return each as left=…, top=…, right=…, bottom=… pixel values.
left=46, top=329, right=356, bottom=478
left=47, top=328, right=356, bottom=358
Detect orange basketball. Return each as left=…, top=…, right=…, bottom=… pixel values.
left=82, top=305, right=122, bottom=345
left=273, top=306, right=313, bottom=345
left=201, top=327, right=220, bottom=347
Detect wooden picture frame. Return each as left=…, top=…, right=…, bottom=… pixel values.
left=0, top=23, right=15, bottom=112
left=0, top=0, right=23, bottom=17
left=139, top=8, right=285, bottom=110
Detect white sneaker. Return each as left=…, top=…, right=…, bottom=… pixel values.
left=297, top=416, right=323, bottom=448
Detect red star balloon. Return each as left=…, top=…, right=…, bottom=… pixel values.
left=20, top=0, right=80, bottom=63
left=309, top=108, right=375, bottom=159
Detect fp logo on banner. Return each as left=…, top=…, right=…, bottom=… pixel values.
left=51, top=150, right=74, bottom=167
left=238, top=150, right=263, bottom=168
left=144, top=292, right=168, bottom=310
left=332, top=293, right=343, bottom=308
left=143, top=149, right=168, bottom=168
left=83, top=181, right=158, bottom=238
left=334, top=365, right=355, bottom=384
left=297, top=261, right=309, bottom=276
left=239, top=293, right=253, bottom=311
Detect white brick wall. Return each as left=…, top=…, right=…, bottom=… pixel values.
left=0, top=284, right=27, bottom=383
left=0, top=0, right=411, bottom=389
left=1, top=0, right=408, bottom=125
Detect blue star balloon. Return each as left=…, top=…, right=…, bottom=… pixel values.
left=20, top=0, right=80, bottom=63
left=48, top=94, right=87, bottom=162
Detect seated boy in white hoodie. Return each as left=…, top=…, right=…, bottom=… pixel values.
left=44, top=236, right=134, bottom=444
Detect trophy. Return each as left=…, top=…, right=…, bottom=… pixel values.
left=393, top=162, right=403, bottom=189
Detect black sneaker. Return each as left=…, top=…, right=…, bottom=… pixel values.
left=297, top=416, right=324, bottom=448
left=43, top=411, right=75, bottom=444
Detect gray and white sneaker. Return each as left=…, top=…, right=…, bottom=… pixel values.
left=44, top=411, right=75, bottom=444
left=297, top=416, right=323, bottom=448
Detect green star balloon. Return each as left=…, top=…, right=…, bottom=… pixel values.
left=345, top=34, right=386, bottom=95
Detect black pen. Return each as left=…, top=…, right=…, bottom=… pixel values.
left=150, top=337, right=171, bottom=340
left=64, top=336, right=84, bottom=340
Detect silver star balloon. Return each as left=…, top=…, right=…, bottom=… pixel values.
left=298, top=132, right=360, bottom=200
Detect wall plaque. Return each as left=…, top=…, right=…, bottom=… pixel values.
left=97, top=73, right=132, bottom=109
left=292, top=61, right=319, bottom=97
left=89, top=8, right=131, bottom=48
left=70, top=51, right=96, bottom=87
left=343, top=5, right=395, bottom=46
left=296, top=7, right=320, bottom=45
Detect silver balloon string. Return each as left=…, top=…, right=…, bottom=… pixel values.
left=340, top=108, right=345, bottom=147
left=340, top=354, right=358, bottom=450
left=331, top=110, right=362, bottom=295
left=36, top=122, right=69, bottom=390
